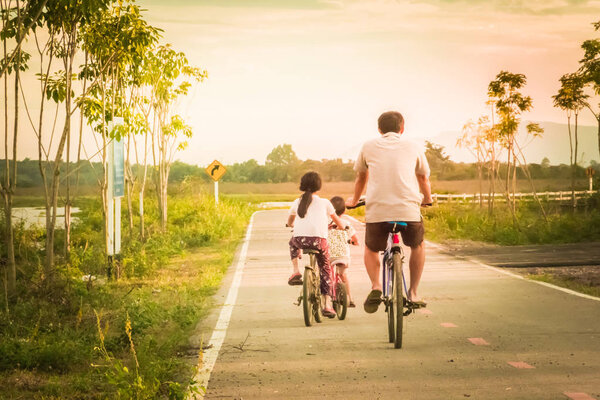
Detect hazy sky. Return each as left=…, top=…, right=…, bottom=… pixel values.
left=7, top=0, right=600, bottom=165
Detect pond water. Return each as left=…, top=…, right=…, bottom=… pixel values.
left=12, top=207, right=81, bottom=229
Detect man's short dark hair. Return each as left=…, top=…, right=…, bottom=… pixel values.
left=378, top=111, right=404, bottom=133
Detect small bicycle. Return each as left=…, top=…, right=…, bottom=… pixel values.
left=295, top=249, right=349, bottom=326
left=347, top=199, right=429, bottom=348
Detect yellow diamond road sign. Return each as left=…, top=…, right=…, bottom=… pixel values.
left=587, top=167, right=595, bottom=177
left=206, top=160, right=226, bottom=182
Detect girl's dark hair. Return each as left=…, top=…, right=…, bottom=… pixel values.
left=330, top=196, right=345, bottom=216
left=297, top=171, right=322, bottom=218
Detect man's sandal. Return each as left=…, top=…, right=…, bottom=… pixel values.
left=406, top=299, right=427, bottom=309
left=363, top=289, right=382, bottom=313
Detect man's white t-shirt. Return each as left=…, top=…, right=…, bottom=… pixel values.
left=289, top=195, right=335, bottom=238
left=354, top=132, right=430, bottom=223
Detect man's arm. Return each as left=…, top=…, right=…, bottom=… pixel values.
left=417, top=174, right=433, bottom=205
left=347, top=170, right=368, bottom=207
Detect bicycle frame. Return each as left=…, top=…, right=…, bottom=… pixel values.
left=382, top=225, right=412, bottom=316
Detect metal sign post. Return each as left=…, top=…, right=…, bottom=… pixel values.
left=206, top=160, right=227, bottom=204
left=586, top=167, right=595, bottom=192
left=107, top=117, right=124, bottom=278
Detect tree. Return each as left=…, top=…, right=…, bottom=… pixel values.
left=425, top=141, right=450, bottom=179
left=33, top=0, right=113, bottom=279
left=139, top=44, right=205, bottom=230
left=579, top=20, right=600, bottom=158
left=457, top=117, right=492, bottom=207
left=541, top=157, right=551, bottom=169
left=553, top=73, right=589, bottom=208
left=266, top=144, right=299, bottom=166
left=81, top=0, right=160, bottom=271
left=488, top=71, right=533, bottom=215
left=265, top=144, right=299, bottom=182
left=1, top=0, right=25, bottom=295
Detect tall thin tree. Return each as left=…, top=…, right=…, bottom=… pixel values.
left=553, top=73, right=589, bottom=208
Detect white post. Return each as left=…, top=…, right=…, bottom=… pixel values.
left=107, top=198, right=114, bottom=256
left=107, top=137, right=115, bottom=257
left=214, top=180, right=219, bottom=205
left=590, top=176, right=594, bottom=192
left=139, top=192, right=144, bottom=218
left=114, top=197, right=121, bottom=255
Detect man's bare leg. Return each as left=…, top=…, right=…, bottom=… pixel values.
left=408, top=242, right=425, bottom=301
left=364, top=247, right=382, bottom=291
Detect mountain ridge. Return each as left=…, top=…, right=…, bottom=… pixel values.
left=429, top=121, right=600, bottom=166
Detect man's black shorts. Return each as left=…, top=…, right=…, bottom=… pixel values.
left=365, top=220, right=425, bottom=252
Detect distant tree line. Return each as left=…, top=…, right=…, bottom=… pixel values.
left=4, top=143, right=595, bottom=188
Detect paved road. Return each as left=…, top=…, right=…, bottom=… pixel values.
left=194, top=210, right=600, bottom=400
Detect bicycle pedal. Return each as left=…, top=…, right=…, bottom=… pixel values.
left=294, top=296, right=302, bottom=306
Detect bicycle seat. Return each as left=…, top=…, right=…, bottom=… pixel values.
left=386, top=221, right=408, bottom=233
left=302, top=249, right=320, bottom=255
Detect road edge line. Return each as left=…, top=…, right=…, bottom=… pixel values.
left=425, top=240, right=600, bottom=303
left=189, top=210, right=262, bottom=398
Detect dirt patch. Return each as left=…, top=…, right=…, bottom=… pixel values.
left=506, top=266, right=600, bottom=288
left=2, top=370, right=48, bottom=390
left=437, top=239, right=501, bottom=252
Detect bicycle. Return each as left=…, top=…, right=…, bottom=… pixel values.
left=331, top=262, right=349, bottom=321
left=347, top=199, right=429, bottom=348
left=295, top=248, right=349, bottom=325
left=299, top=249, right=323, bottom=326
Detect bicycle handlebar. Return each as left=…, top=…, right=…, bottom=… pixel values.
left=348, top=198, right=433, bottom=209
left=346, top=199, right=366, bottom=209
left=329, top=224, right=351, bottom=230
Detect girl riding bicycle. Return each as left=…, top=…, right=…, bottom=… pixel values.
left=287, top=172, right=346, bottom=318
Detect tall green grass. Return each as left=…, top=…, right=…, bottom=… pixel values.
left=0, top=191, right=255, bottom=398
left=423, top=202, right=600, bottom=245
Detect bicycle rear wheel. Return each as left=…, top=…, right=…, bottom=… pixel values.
left=335, top=282, right=348, bottom=320
left=392, top=252, right=404, bottom=349
left=386, top=260, right=395, bottom=343
left=302, top=268, right=314, bottom=327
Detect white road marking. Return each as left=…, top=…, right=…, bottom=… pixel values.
left=425, top=240, right=600, bottom=303
left=189, top=211, right=261, bottom=399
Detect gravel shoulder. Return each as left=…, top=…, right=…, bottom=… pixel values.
left=437, top=239, right=600, bottom=297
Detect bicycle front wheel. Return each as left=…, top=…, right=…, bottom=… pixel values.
left=386, top=258, right=395, bottom=343
left=313, top=267, right=323, bottom=323
left=303, top=268, right=315, bottom=327
left=335, top=281, right=348, bottom=320
left=392, top=252, right=404, bottom=349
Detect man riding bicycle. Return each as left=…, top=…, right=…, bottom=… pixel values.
left=346, top=111, right=433, bottom=313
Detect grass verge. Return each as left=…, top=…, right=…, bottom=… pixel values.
left=505, top=267, right=600, bottom=298
left=0, top=192, right=255, bottom=399
left=422, top=201, right=600, bottom=245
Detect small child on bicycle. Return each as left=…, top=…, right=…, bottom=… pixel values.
left=287, top=171, right=346, bottom=318
left=328, top=196, right=359, bottom=307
